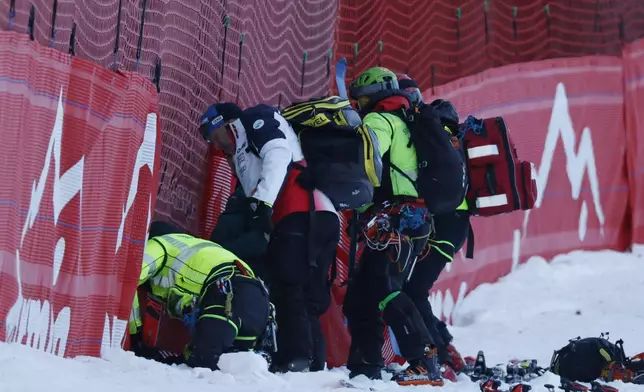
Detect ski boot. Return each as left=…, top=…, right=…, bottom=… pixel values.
left=447, top=344, right=466, bottom=373
left=346, top=347, right=384, bottom=380
left=480, top=379, right=502, bottom=392
left=348, top=364, right=382, bottom=380
left=627, top=353, right=644, bottom=384
left=466, top=351, right=492, bottom=382
left=506, top=359, right=544, bottom=383
left=391, top=346, right=445, bottom=386
left=440, top=362, right=458, bottom=382
left=464, top=355, right=477, bottom=377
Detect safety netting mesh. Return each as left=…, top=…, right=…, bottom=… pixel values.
left=0, top=0, right=337, bottom=233
left=335, top=0, right=644, bottom=92
left=2, top=0, right=644, bottom=238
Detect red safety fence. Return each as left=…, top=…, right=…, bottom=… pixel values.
left=0, top=31, right=160, bottom=358
left=5, top=0, right=644, bottom=235
left=623, top=39, right=644, bottom=251
left=335, top=0, right=644, bottom=92
left=0, top=0, right=337, bottom=234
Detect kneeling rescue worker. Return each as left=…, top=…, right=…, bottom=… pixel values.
left=128, top=233, right=271, bottom=370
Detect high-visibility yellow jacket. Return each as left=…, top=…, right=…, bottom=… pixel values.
left=128, top=234, right=257, bottom=335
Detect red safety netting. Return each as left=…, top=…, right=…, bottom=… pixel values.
left=4, top=0, right=644, bottom=234
left=623, top=39, right=644, bottom=250
left=0, top=0, right=338, bottom=234
left=335, top=0, right=644, bottom=91
left=0, top=31, right=160, bottom=357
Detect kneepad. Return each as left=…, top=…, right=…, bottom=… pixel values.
left=381, top=293, right=425, bottom=333
left=381, top=292, right=431, bottom=359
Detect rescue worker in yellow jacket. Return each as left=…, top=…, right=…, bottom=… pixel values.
left=343, top=67, right=468, bottom=387
left=128, top=233, right=272, bottom=370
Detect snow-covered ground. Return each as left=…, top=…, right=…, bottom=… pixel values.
left=1, top=250, right=643, bottom=392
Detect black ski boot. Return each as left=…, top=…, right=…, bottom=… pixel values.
left=391, top=346, right=445, bottom=386
left=347, top=346, right=383, bottom=380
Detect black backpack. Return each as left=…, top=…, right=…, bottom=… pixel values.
left=391, top=101, right=468, bottom=215
left=281, top=96, right=383, bottom=211
left=550, top=337, right=627, bottom=382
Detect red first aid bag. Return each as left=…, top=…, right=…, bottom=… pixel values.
left=138, top=288, right=191, bottom=354
left=460, top=116, right=537, bottom=216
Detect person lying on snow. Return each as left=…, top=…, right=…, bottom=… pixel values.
left=128, top=233, right=273, bottom=371
left=200, top=102, right=340, bottom=373
left=342, top=67, right=468, bottom=387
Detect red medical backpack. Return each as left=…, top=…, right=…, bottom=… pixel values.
left=460, top=116, right=537, bottom=217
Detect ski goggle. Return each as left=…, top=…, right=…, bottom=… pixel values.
left=404, top=87, right=423, bottom=105
left=349, top=79, right=399, bottom=100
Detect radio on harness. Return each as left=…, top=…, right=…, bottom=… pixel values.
left=459, top=116, right=537, bottom=217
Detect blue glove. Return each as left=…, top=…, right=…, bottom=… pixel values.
left=183, top=307, right=201, bottom=334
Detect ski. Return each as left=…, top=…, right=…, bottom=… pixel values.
left=335, top=57, right=348, bottom=99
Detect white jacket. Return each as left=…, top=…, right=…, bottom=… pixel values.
left=227, top=104, right=335, bottom=214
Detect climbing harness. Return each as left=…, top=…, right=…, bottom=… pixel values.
left=362, top=202, right=433, bottom=281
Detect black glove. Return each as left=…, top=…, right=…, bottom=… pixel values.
left=247, top=198, right=273, bottom=239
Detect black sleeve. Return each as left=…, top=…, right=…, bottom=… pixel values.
left=219, top=231, right=268, bottom=261
left=209, top=189, right=248, bottom=244
left=240, top=104, right=287, bottom=154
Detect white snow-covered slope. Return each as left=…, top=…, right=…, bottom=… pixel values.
left=1, top=250, right=643, bottom=392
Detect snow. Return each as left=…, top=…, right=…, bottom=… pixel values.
left=1, top=249, right=643, bottom=392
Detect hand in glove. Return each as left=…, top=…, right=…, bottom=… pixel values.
left=247, top=198, right=273, bottom=240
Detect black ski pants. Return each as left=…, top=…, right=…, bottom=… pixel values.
left=343, top=220, right=433, bottom=376
left=402, top=210, right=470, bottom=363
left=267, top=211, right=340, bottom=370
left=186, top=275, right=270, bottom=370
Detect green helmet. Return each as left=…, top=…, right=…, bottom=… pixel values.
left=349, top=67, right=399, bottom=100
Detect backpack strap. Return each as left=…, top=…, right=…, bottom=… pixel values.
left=379, top=107, right=472, bottom=257
left=329, top=248, right=338, bottom=286
left=148, top=237, right=170, bottom=280
left=375, top=112, right=420, bottom=194
left=465, top=221, right=475, bottom=259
